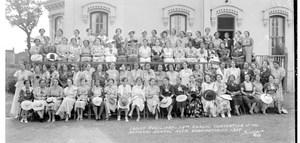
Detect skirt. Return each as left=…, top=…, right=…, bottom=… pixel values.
left=140, top=57, right=151, bottom=63
left=230, top=96, right=243, bottom=106
left=132, top=97, right=145, bottom=111
left=186, top=97, right=202, bottom=116
left=201, top=96, right=217, bottom=116
left=254, top=93, right=263, bottom=112
left=146, top=95, right=160, bottom=113
left=81, top=57, right=92, bottom=62
left=92, top=56, right=105, bottom=62
left=105, top=56, right=117, bottom=62
left=55, top=97, right=75, bottom=118
left=215, top=96, right=231, bottom=113
left=243, top=46, right=253, bottom=63
left=104, top=98, right=117, bottom=112
left=75, top=100, right=87, bottom=110
left=45, top=99, right=62, bottom=112
left=11, top=87, right=21, bottom=115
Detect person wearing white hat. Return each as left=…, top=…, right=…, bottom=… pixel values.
left=18, top=80, right=34, bottom=123
left=104, top=39, right=118, bottom=64
left=91, top=79, right=105, bottom=121
left=173, top=77, right=188, bottom=119
left=214, top=74, right=232, bottom=118
left=46, top=78, right=64, bottom=122
left=32, top=79, right=49, bottom=122
left=91, top=38, right=105, bottom=62
left=139, top=39, right=152, bottom=69
left=29, top=39, right=43, bottom=62
left=129, top=77, right=145, bottom=122
left=117, top=77, right=132, bottom=122
left=68, top=38, right=81, bottom=62
left=104, top=78, right=118, bottom=120
left=145, top=78, right=160, bottom=120
left=138, top=29, right=150, bottom=46
left=75, top=78, right=90, bottom=121
left=55, top=78, right=77, bottom=121
left=159, top=77, right=175, bottom=120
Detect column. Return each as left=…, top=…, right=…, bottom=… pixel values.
left=64, top=0, right=74, bottom=39
left=203, top=0, right=211, bottom=31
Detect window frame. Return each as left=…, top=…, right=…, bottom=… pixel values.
left=54, top=16, right=64, bottom=32
left=89, top=11, right=109, bottom=37
left=169, top=14, right=187, bottom=36
left=217, top=14, right=235, bottom=39
left=269, top=15, right=285, bottom=52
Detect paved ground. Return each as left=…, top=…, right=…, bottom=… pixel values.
left=5, top=92, right=296, bottom=143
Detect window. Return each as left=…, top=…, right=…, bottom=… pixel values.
left=170, top=14, right=187, bottom=35
left=54, top=16, right=63, bottom=32
left=269, top=16, right=285, bottom=55
left=217, top=14, right=235, bottom=39
left=90, top=11, right=108, bottom=36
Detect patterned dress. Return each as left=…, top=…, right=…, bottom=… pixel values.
left=75, top=85, right=90, bottom=110
left=68, top=45, right=81, bottom=62
left=145, top=85, right=160, bottom=113
left=264, top=82, right=280, bottom=104
left=166, top=71, right=179, bottom=85
left=271, top=67, right=285, bottom=101
left=104, top=85, right=118, bottom=112
left=155, top=71, right=166, bottom=87
left=46, top=86, right=64, bottom=112
left=186, top=82, right=203, bottom=117
left=91, top=45, right=105, bottom=62
left=173, top=47, right=186, bottom=62
left=215, top=81, right=231, bottom=114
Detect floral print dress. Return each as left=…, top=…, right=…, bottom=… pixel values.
left=186, top=82, right=203, bottom=117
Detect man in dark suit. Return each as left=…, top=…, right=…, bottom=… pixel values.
left=223, top=32, right=234, bottom=58
left=240, top=62, right=254, bottom=83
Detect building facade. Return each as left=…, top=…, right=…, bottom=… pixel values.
left=43, top=0, right=294, bottom=91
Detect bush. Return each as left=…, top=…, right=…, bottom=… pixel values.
left=6, top=67, right=18, bottom=94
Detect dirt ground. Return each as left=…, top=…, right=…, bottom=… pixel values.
left=5, top=92, right=296, bottom=143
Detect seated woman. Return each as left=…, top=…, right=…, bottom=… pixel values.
left=81, top=40, right=92, bottom=62
left=75, top=78, right=90, bottom=121
left=18, top=80, right=34, bottom=123
left=151, top=39, right=163, bottom=65
left=240, top=74, right=257, bottom=115
left=59, top=64, right=73, bottom=88
left=69, top=29, right=82, bottom=47
left=131, top=63, right=143, bottom=85
left=50, top=64, right=59, bottom=85
left=80, top=63, right=94, bottom=87
left=204, top=62, right=216, bottom=82
left=173, top=39, right=185, bottom=70
left=179, top=61, right=193, bottom=86
left=251, top=62, right=260, bottom=77
left=46, top=78, right=63, bottom=122
left=166, top=64, right=179, bottom=85
left=32, top=79, right=48, bottom=122
left=56, top=37, right=69, bottom=63
left=68, top=38, right=81, bottom=62
left=119, top=64, right=134, bottom=86
left=201, top=75, right=218, bottom=118
left=145, top=78, right=160, bottom=120
left=155, top=64, right=166, bottom=87
left=91, top=79, right=105, bottom=121
left=126, top=40, right=139, bottom=69
left=116, top=41, right=127, bottom=69
left=139, top=39, right=152, bottom=68
left=193, top=64, right=204, bottom=85
left=106, top=63, right=120, bottom=85
left=252, top=74, right=264, bottom=113
left=129, top=77, right=145, bottom=121
left=41, top=36, right=56, bottom=61
left=185, top=41, right=197, bottom=63
left=207, top=43, right=220, bottom=64
left=113, top=28, right=124, bottom=49
left=216, top=62, right=228, bottom=83
left=162, top=40, right=175, bottom=68
left=31, top=66, right=43, bottom=88
left=104, top=78, right=118, bottom=120
left=174, top=77, right=188, bottom=119
left=117, top=77, right=132, bottom=122
left=226, top=75, right=243, bottom=116
left=56, top=78, right=77, bottom=121
left=159, top=77, right=175, bottom=120
left=29, top=39, right=43, bottom=62
left=217, top=42, right=230, bottom=65
left=215, top=74, right=232, bottom=118
left=186, top=75, right=202, bottom=118
left=91, top=38, right=105, bottom=62
left=196, top=42, right=208, bottom=62
left=105, top=39, right=118, bottom=63
left=231, top=41, right=245, bottom=68
left=262, top=75, right=281, bottom=114
left=92, top=64, right=107, bottom=88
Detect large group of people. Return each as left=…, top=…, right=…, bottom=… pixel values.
left=10, top=27, right=288, bottom=124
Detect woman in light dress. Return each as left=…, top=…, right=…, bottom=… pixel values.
left=159, top=77, right=176, bottom=120
left=212, top=32, right=223, bottom=49
left=75, top=78, right=90, bottom=121
left=185, top=41, right=198, bottom=63
left=214, top=74, right=231, bottom=118
left=252, top=74, right=264, bottom=113
left=46, top=78, right=64, bottom=122
left=240, top=74, right=257, bottom=115
left=173, top=39, right=186, bottom=70
left=201, top=75, right=218, bottom=118
left=203, top=28, right=213, bottom=45
left=104, top=39, right=118, bottom=63
left=68, top=38, right=81, bottom=62
left=166, top=64, right=179, bottom=85
left=29, top=39, right=43, bottom=62
left=117, top=77, right=132, bottom=122
left=54, top=29, right=63, bottom=46
left=35, top=28, right=46, bottom=45
left=32, top=79, right=49, bottom=122
left=242, top=31, right=254, bottom=63
left=129, top=77, right=145, bottom=121
left=91, top=79, right=105, bottom=121
left=104, top=78, right=118, bottom=120
left=31, top=66, right=43, bottom=88
left=155, top=64, right=166, bottom=87
left=84, top=28, right=95, bottom=46
left=226, top=60, right=241, bottom=84
left=69, top=29, right=82, bottom=46
left=56, top=37, right=69, bottom=64
left=179, top=61, right=193, bottom=86
left=91, top=38, right=105, bottom=62
left=145, top=78, right=160, bottom=120
left=262, top=75, right=281, bottom=114
left=81, top=40, right=92, bottom=62
left=163, top=40, right=175, bottom=68
left=216, top=62, right=228, bottom=83
left=11, top=63, right=32, bottom=118
left=168, top=28, right=178, bottom=48
left=139, top=39, right=152, bottom=68
left=56, top=78, right=77, bottom=121
left=119, top=64, right=134, bottom=86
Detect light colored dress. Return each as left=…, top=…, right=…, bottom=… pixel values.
left=106, top=69, right=120, bottom=85
left=197, top=48, right=208, bottom=62
left=29, top=45, right=43, bottom=61
left=117, top=85, right=132, bottom=110
left=104, top=85, right=118, bottom=112
left=145, top=85, right=160, bottom=113
left=131, top=69, right=143, bottom=85
left=56, top=86, right=77, bottom=118
left=139, top=46, right=151, bottom=63
left=80, top=70, right=93, bottom=87
left=179, top=68, right=193, bottom=86
left=168, top=35, right=178, bottom=48
left=11, top=70, right=32, bottom=115
left=271, top=67, right=285, bottom=101
left=212, top=38, right=223, bottom=49
left=166, top=71, right=179, bottom=85
left=84, top=35, right=96, bottom=46
left=131, top=85, right=145, bottom=111
left=68, top=45, right=81, bottom=62
left=185, top=47, right=198, bottom=63
left=201, top=82, right=218, bottom=116
left=75, top=85, right=90, bottom=110
left=56, top=44, right=69, bottom=62
left=215, top=81, right=231, bottom=113
left=32, top=86, right=48, bottom=111
left=216, top=68, right=228, bottom=83
left=91, top=45, right=105, bottom=62
left=91, top=86, right=103, bottom=106
left=35, top=35, right=45, bottom=45
left=242, top=37, right=254, bottom=63
left=73, top=71, right=82, bottom=87
left=163, top=48, right=174, bottom=63
left=253, top=81, right=264, bottom=112
left=173, top=47, right=186, bottom=62
left=104, top=47, right=118, bottom=62
left=119, top=70, right=134, bottom=86
left=142, top=69, right=156, bottom=86
left=81, top=46, right=92, bottom=62
left=155, top=71, right=166, bottom=87
left=46, top=86, right=64, bottom=112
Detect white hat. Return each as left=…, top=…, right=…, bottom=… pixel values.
left=32, top=100, right=45, bottom=111
left=176, top=95, right=187, bottom=102
left=92, top=97, right=103, bottom=106
left=260, top=94, right=273, bottom=104
left=106, top=39, right=115, bottom=44
left=45, top=97, right=56, bottom=107
left=186, top=30, right=193, bottom=34
left=141, top=29, right=147, bottom=34
left=160, top=97, right=172, bottom=108
left=118, top=96, right=129, bottom=109
left=21, top=101, right=33, bottom=111
left=220, top=94, right=232, bottom=100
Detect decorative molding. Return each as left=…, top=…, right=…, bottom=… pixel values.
left=82, top=2, right=116, bottom=25
left=262, top=6, right=293, bottom=28
left=162, top=4, right=195, bottom=27
left=210, top=5, right=243, bottom=27
left=43, top=0, right=64, bottom=11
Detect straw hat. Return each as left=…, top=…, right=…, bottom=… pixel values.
left=118, top=96, right=129, bottom=109
left=45, top=97, right=56, bottom=107
left=32, top=100, right=45, bottom=111
left=21, top=101, right=33, bottom=111
left=260, top=94, right=273, bottom=104
left=46, top=53, right=58, bottom=61
left=220, top=94, right=232, bottom=100
left=202, top=90, right=217, bottom=101
left=176, top=95, right=187, bottom=102
left=92, top=97, right=103, bottom=106
left=107, top=96, right=116, bottom=105
left=160, top=97, right=172, bottom=108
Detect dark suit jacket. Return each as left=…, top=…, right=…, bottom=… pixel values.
left=240, top=69, right=254, bottom=83
left=223, top=38, right=234, bottom=57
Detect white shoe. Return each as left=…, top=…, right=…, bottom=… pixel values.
left=282, top=108, right=288, bottom=114
left=125, top=117, right=129, bottom=122
left=20, top=118, right=24, bottom=123
left=24, top=120, right=28, bottom=123
left=228, top=113, right=231, bottom=118
left=221, top=114, right=225, bottom=118
left=15, top=115, right=19, bottom=119
left=167, top=115, right=170, bottom=120
left=117, top=116, right=121, bottom=121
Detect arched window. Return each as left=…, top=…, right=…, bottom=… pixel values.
left=270, top=16, right=285, bottom=55
left=90, top=11, right=108, bottom=36
left=54, top=16, right=63, bottom=32
left=170, top=14, right=187, bottom=35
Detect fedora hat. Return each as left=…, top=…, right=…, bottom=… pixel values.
left=92, top=97, right=103, bottom=106
left=46, top=53, right=58, bottom=61
left=260, top=94, right=273, bottom=104
left=45, top=97, right=56, bottom=107
left=220, top=94, right=232, bottom=100
left=32, top=100, right=45, bottom=111
left=119, top=96, right=129, bottom=109
left=202, top=90, right=217, bottom=101
left=107, top=96, right=116, bottom=105
left=176, top=95, right=188, bottom=102
left=160, top=97, right=172, bottom=108
left=21, top=100, right=33, bottom=111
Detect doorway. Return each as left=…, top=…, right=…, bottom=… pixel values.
left=217, top=14, right=235, bottom=39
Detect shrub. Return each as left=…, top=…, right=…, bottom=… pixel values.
left=6, top=67, right=18, bottom=94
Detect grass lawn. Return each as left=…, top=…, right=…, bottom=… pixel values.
left=5, top=92, right=296, bottom=143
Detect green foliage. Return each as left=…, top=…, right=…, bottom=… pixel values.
left=6, top=67, right=18, bottom=94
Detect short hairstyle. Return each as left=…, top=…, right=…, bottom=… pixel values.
left=236, top=30, right=242, bottom=34
left=214, top=32, right=220, bottom=36
left=244, top=31, right=250, bottom=36
left=172, top=28, right=176, bottom=34
left=216, top=74, right=223, bottom=80
left=83, top=40, right=90, bottom=46
left=121, top=77, right=128, bottom=82
left=183, top=61, right=189, bottom=65
left=269, top=74, right=275, bottom=79
left=189, top=75, right=196, bottom=79
left=273, top=61, right=280, bottom=65
left=208, top=42, right=214, bottom=48
left=74, top=29, right=80, bottom=34
left=43, top=36, right=50, bottom=41
left=152, top=30, right=157, bottom=34
left=107, top=78, right=115, bottom=83
left=163, top=77, right=170, bottom=81
left=34, top=39, right=41, bottom=43
left=225, top=32, right=230, bottom=36
left=262, top=60, right=269, bottom=65
left=205, top=28, right=210, bottom=32
left=180, top=31, right=186, bottom=36
left=227, top=75, right=236, bottom=82
left=136, top=77, right=143, bottom=82
left=196, top=31, right=201, bottom=36
left=86, top=28, right=91, bottom=32
left=176, top=77, right=182, bottom=81
left=67, top=78, right=74, bottom=84
left=94, top=38, right=102, bottom=43
left=143, top=39, right=148, bottom=42
left=62, top=37, right=68, bottom=41
left=149, top=78, right=156, bottom=82
left=70, top=38, right=77, bottom=42
left=58, top=29, right=63, bottom=34
left=39, top=79, right=46, bottom=84
left=115, top=28, right=122, bottom=34
left=39, top=28, right=45, bottom=33
left=23, top=80, right=31, bottom=85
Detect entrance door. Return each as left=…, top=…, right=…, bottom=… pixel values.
left=217, top=14, right=235, bottom=39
